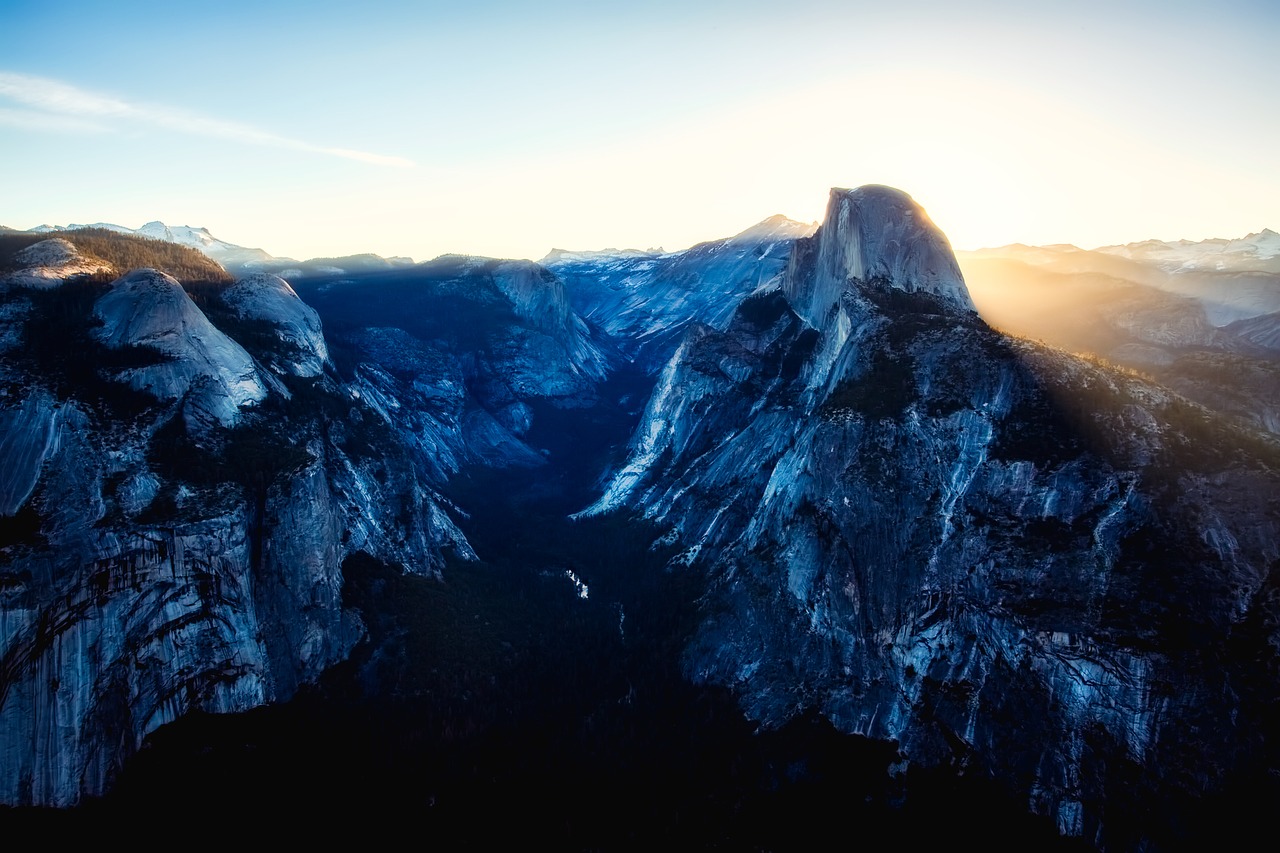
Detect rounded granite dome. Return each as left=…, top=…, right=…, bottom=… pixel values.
left=785, top=184, right=973, bottom=329
left=223, top=272, right=330, bottom=377
left=93, top=268, right=266, bottom=425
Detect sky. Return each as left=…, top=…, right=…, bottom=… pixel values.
left=1, top=0, right=1277, bottom=263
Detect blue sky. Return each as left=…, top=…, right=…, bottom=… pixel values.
left=2, top=0, right=1277, bottom=261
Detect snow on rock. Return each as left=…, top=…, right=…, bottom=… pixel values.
left=1097, top=228, right=1280, bottom=272
left=33, top=221, right=279, bottom=273
left=549, top=216, right=811, bottom=372
left=92, top=269, right=267, bottom=425
left=538, top=247, right=663, bottom=266
left=222, top=272, right=330, bottom=377
left=2, top=238, right=113, bottom=288
left=728, top=213, right=818, bottom=244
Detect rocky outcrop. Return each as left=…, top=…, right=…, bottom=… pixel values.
left=548, top=215, right=815, bottom=372
left=93, top=269, right=267, bottom=427
left=0, top=391, right=61, bottom=516
left=2, top=238, right=113, bottom=289
left=221, top=273, right=330, bottom=377
left=588, top=185, right=1280, bottom=842
left=293, top=254, right=613, bottom=479
left=785, top=186, right=972, bottom=331
left=0, top=260, right=473, bottom=806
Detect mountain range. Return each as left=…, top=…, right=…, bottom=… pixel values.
left=2, top=193, right=1277, bottom=848
left=28, top=220, right=417, bottom=279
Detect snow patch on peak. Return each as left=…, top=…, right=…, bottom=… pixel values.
left=540, top=247, right=663, bottom=266
left=30, top=222, right=133, bottom=235
left=16, top=237, right=80, bottom=267
left=730, top=214, right=818, bottom=244
left=137, top=221, right=222, bottom=251
left=32, top=220, right=279, bottom=272
left=1095, top=228, right=1280, bottom=272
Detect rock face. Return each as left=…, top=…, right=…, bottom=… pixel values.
left=220, top=273, right=329, bottom=378
left=588, top=186, right=1280, bottom=841
left=293, top=254, right=612, bottom=480
left=547, top=215, right=815, bottom=372
left=2, top=238, right=113, bottom=289
left=93, top=269, right=268, bottom=427
left=786, top=186, right=973, bottom=329
left=0, top=260, right=471, bottom=805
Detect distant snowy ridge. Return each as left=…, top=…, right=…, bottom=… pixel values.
left=1095, top=228, right=1280, bottom=273
left=538, top=215, right=815, bottom=267
left=32, top=220, right=280, bottom=272
left=539, top=247, right=665, bottom=266
left=27, top=221, right=425, bottom=279
left=727, top=213, right=817, bottom=244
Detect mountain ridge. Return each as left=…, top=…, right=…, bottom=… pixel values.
left=2, top=187, right=1277, bottom=848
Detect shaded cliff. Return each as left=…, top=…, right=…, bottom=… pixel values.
left=547, top=215, right=815, bottom=372
left=0, top=265, right=469, bottom=805
left=587, top=186, right=1280, bottom=844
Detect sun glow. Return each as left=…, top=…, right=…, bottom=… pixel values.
left=2, top=2, right=1275, bottom=261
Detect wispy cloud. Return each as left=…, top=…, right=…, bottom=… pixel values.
left=0, top=72, right=415, bottom=168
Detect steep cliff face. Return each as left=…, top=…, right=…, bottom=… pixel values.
left=786, top=186, right=971, bottom=329
left=547, top=215, right=815, bottom=372
left=293, top=255, right=612, bottom=481
left=0, top=264, right=470, bottom=805
left=588, top=186, right=1280, bottom=841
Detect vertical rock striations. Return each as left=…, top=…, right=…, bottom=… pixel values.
left=588, top=185, right=1280, bottom=842
left=0, top=264, right=471, bottom=805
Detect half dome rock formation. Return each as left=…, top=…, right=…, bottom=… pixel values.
left=93, top=269, right=267, bottom=427
left=3, top=187, right=1277, bottom=846
left=584, top=185, right=1280, bottom=842
left=785, top=185, right=973, bottom=332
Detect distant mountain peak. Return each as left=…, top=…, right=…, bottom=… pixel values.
left=539, top=247, right=663, bottom=266
left=1095, top=227, right=1280, bottom=272
left=729, top=214, right=817, bottom=243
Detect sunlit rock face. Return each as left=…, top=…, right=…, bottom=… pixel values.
left=93, top=269, right=267, bottom=427
left=0, top=265, right=472, bottom=806
left=547, top=215, right=815, bottom=372
left=589, top=185, right=1280, bottom=842
left=1, top=238, right=114, bottom=289
left=221, top=273, right=330, bottom=377
left=785, top=186, right=972, bottom=329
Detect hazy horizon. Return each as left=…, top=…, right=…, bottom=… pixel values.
left=3, top=0, right=1277, bottom=262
